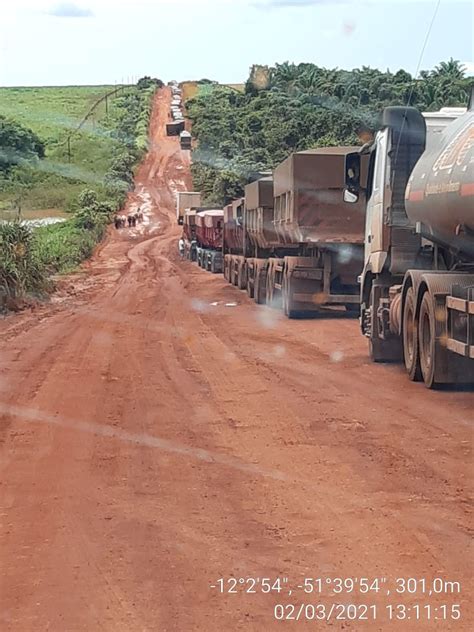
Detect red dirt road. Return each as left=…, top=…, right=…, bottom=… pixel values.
left=0, top=89, right=472, bottom=631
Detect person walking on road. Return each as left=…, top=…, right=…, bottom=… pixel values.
left=178, top=238, right=185, bottom=258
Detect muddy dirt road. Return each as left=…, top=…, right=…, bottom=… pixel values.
left=0, top=89, right=472, bottom=631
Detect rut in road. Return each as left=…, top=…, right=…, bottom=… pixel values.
left=0, top=87, right=472, bottom=631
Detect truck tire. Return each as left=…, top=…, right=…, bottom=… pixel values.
left=254, top=270, right=265, bottom=304
left=266, top=263, right=275, bottom=306
left=223, top=256, right=230, bottom=282
left=418, top=291, right=437, bottom=388
left=368, top=287, right=402, bottom=362
left=403, top=286, right=422, bottom=381
left=237, top=260, right=246, bottom=290
left=282, top=274, right=299, bottom=318
left=247, top=269, right=254, bottom=299
left=345, top=303, right=359, bottom=317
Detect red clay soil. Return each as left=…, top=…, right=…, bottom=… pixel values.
left=0, top=88, right=472, bottom=631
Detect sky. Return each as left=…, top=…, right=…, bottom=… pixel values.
left=0, top=0, right=472, bottom=86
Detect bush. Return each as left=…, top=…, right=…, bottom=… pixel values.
left=0, top=116, right=45, bottom=173
left=0, top=221, right=47, bottom=308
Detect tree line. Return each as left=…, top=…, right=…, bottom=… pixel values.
left=187, top=59, right=470, bottom=205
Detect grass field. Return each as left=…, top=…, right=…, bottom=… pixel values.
left=0, top=85, right=130, bottom=213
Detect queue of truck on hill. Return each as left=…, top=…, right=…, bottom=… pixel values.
left=178, top=89, right=474, bottom=389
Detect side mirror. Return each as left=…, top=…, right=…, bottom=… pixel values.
left=344, top=189, right=359, bottom=204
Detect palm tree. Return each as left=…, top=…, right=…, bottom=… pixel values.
left=432, top=58, right=466, bottom=80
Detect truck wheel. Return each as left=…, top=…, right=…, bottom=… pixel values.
left=237, top=261, right=246, bottom=290
left=283, top=274, right=298, bottom=318
left=418, top=291, right=437, bottom=388
left=254, top=270, right=265, bottom=304
left=345, top=303, right=359, bottom=317
left=403, top=286, right=421, bottom=381
left=247, top=270, right=254, bottom=299
left=265, top=264, right=273, bottom=304
left=368, top=287, right=402, bottom=362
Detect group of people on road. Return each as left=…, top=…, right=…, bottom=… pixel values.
left=114, top=209, right=144, bottom=230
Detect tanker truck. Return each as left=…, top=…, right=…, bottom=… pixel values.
left=195, top=210, right=224, bottom=273
left=343, top=88, right=474, bottom=388
left=223, top=149, right=367, bottom=317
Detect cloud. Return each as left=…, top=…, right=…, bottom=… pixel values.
left=46, top=2, right=94, bottom=17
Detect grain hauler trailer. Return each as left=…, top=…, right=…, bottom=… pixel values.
left=343, top=90, right=474, bottom=387
left=180, top=130, right=192, bottom=150
left=183, top=209, right=197, bottom=261
left=166, top=120, right=185, bottom=136
left=223, top=198, right=246, bottom=287
left=195, top=210, right=224, bottom=273
left=243, top=177, right=277, bottom=303
left=176, top=191, right=201, bottom=225
left=264, top=148, right=367, bottom=317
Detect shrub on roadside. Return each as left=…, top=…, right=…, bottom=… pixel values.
left=0, top=221, right=47, bottom=309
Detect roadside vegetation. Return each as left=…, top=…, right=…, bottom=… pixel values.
left=186, top=58, right=470, bottom=205
left=0, top=76, right=162, bottom=311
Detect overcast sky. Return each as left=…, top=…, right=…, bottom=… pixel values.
left=0, top=0, right=472, bottom=86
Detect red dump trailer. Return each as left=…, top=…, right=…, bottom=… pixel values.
left=222, top=149, right=367, bottom=316
left=244, top=177, right=278, bottom=303
left=265, top=147, right=367, bottom=316
left=223, top=199, right=245, bottom=286
left=195, top=210, right=224, bottom=273
left=183, top=209, right=197, bottom=261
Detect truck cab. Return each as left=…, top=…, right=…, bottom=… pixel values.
left=345, top=107, right=427, bottom=360
left=344, top=99, right=474, bottom=387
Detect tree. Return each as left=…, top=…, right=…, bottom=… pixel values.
left=0, top=116, right=45, bottom=173
left=136, top=76, right=164, bottom=90
left=432, top=58, right=466, bottom=80
left=186, top=59, right=469, bottom=205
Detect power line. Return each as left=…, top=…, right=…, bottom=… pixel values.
left=393, top=0, right=441, bottom=162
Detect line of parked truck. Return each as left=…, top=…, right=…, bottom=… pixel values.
left=166, top=81, right=192, bottom=150
left=177, top=89, right=474, bottom=388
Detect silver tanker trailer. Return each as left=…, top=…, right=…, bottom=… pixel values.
left=343, top=87, right=474, bottom=388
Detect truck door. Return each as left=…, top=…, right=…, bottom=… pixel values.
left=365, top=129, right=389, bottom=273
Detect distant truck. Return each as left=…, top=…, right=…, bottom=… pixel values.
left=183, top=209, right=197, bottom=261
left=180, top=131, right=192, bottom=150
left=223, top=198, right=245, bottom=288
left=176, top=191, right=201, bottom=225
left=166, top=120, right=185, bottom=136
left=195, top=210, right=224, bottom=272
left=343, top=88, right=474, bottom=387
left=223, top=148, right=367, bottom=316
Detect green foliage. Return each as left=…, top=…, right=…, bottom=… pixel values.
left=188, top=59, right=470, bottom=204
left=137, top=76, right=164, bottom=90
left=0, top=79, right=157, bottom=309
left=34, top=221, right=105, bottom=275
left=0, top=85, right=121, bottom=211
left=0, top=221, right=47, bottom=308
left=0, top=116, right=45, bottom=173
